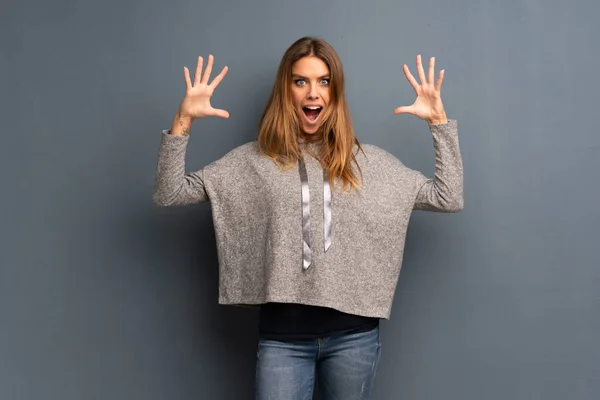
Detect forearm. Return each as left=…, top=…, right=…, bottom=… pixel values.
left=169, top=111, right=194, bottom=136
left=153, top=123, right=208, bottom=207
left=413, top=119, right=464, bottom=212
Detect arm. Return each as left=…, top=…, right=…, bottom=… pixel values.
left=152, top=55, right=229, bottom=207
left=393, top=55, right=464, bottom=212
left=152, top=126, right=208, bottom=207
left=413, top=119, right=463, bottom=212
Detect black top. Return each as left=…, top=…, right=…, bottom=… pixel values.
left=258, top=302, right=379, bottom=341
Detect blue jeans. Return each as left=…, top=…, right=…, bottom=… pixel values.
left=255, top=326, right=381, bottom=400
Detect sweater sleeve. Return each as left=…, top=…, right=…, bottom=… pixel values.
left=152, top=130, right=209, bottom=207
left=412, top=119, right=464, bottom=212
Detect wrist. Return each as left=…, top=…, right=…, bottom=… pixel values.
left=175, top=110, right=194, bottom=124
left=170, top=112, right=194, bottom=136
left=427, top=114, right=448, bottom=125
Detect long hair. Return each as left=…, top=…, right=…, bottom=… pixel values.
left=257, top=37, right=363, bottom=192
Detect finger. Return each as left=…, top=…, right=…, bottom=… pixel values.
left=184, top=67, right=192, bottom=89
left=435, top=69, right=445, bottom=92
left=210, top=66, right=228, bottom=88
left=394, top=105, right=414, bottom=115
left=194, top=56, right=204, bottom=86
left=416, top=54, right=427, bottom=85
left=403, top=64, right=419, bottom=94
left=428, top=57, right=435, bottom=85
left=202, top=54, right=214, bottom=84
left=210, top=108, right=230, bottom=119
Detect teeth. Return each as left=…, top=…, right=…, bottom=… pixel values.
left=305, top=106, right=321, bottom=110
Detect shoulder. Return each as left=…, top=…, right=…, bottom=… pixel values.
left=205, top=141, right=260, bottom=171
left=356, top=143, right=406, bottom=168
left=354, top=142, right=422, bottom=184
left=358, top=143, right=395, bottom=158
left=222, top=141, right=260, bottom=158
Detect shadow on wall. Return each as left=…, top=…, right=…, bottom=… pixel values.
left=142, top=204, right=260, bottom=399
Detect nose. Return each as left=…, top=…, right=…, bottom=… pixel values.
left=307, top=84, right=319, bottom=100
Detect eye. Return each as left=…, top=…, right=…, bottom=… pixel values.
left=294, top=79, right=306, bottom=86
left=320, top=78, right=330, bottom=86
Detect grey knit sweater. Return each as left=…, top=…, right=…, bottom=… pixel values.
left=153, top=119, right=463, bottom=319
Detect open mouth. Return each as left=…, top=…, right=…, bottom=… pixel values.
left=302, top=106, right=322, bottom=123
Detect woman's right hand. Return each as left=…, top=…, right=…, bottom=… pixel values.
left=178, top=55, right=229, bottom=120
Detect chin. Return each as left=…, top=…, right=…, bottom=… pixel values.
left=301, top=124, right=320, bottom=135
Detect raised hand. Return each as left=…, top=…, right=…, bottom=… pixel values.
left=394, top=55, right=447, bottom=125
left=178, top=55, right=230, bottom=120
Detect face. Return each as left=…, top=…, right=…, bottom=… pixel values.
left=290, top=56, right=331, bottom=135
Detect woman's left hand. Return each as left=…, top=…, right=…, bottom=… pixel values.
left=394, top=55, right=448, bottom=125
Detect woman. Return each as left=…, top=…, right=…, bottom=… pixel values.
left=154, top=37, right=463, bottom=400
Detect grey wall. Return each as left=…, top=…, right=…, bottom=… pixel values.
left=2, top=0, right=599, bottom=399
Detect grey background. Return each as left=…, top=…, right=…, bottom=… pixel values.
left=1, top=0, right=599, bottom=399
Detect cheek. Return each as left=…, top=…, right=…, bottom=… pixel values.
left=321, top=88, right=331, bottom=104
left=290, top=89, right=303, bottom=108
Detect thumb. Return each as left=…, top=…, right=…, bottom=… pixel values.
left=393, top=105, right=414, bottom=115
left=211, top=108, right=230, bottom=119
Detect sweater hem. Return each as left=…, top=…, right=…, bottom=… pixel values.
left=217, top=296, right=392, bottom=320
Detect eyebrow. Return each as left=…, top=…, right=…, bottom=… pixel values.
left=291, top=74, right=330, bottom=79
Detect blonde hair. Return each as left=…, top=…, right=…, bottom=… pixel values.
left=257, top=36, right=363, bottom=192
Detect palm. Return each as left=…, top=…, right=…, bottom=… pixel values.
left=410, top=91, right=441, bottom=120
left=180, top=85, right=220, bottom=119
left=394, top=55, right=447, bottom=124
left=180, top=55, right=229, bottom=119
